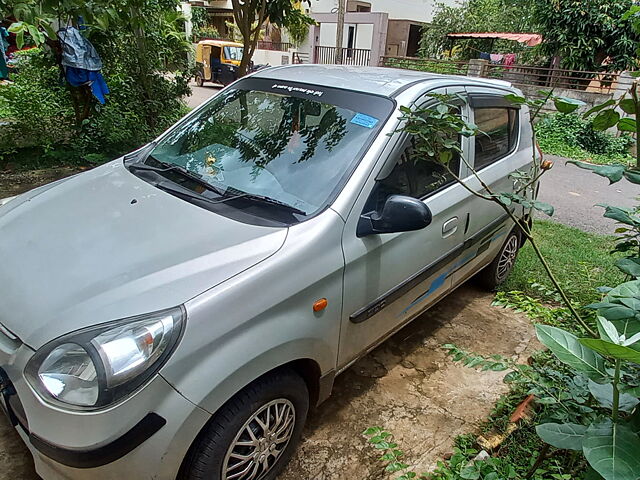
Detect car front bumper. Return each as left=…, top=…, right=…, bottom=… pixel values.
left=1, top=339, right=210, bottom=480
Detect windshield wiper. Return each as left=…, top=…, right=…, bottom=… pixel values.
left=239, top=192, right=307, bottom=216
left=128, top=159, right=228, bottom=197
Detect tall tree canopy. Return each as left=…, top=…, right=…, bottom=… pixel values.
left=532, top=0, right=640, bottom=71
left=420, top=0, right=535, bottom=59
left=232, top=0, right=313, bottom=76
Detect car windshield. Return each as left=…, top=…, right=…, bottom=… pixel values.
left=149, top=81, right=393, bottom=219
left=224, top=46, right=243, bottom=61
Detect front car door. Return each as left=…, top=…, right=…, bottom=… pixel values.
left=337, top=88, right=473, bottom=370
left=451, top=87, right=533, bottom=287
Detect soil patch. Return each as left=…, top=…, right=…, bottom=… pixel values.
left=0, top=166, right=87, bottom=198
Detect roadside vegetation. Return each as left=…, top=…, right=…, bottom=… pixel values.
left=534, top=114, right=634, bottom=166
left=0, top=0, right=193, bottom=171
left=363, top=5, right=640, bottom=474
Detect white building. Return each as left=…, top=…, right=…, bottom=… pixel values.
left=305, top=0, right=458, bottom=60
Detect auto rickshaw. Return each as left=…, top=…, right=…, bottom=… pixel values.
left=194, top=39, right=244, bottom=87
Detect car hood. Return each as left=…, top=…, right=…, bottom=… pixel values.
left=0, top=161, right=287, bottom=348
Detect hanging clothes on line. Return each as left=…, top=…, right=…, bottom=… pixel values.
left=58, top=26, right=109, bottom=104
left=490, top=53, right=504, bottom=63
left=503, top=53, right=517, bottom=67
left=0, top=27, right=9, bottom=80
left=479, top=52, right=491, bottom=61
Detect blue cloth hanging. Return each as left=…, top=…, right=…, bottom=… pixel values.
left=65, top=66, right=110, bottom=104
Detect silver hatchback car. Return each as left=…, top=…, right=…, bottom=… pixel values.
left=0, top=65, right=536, bottom=480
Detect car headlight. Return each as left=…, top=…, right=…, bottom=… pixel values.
left=0, top=196, right=16, bottom=206
left=25, top=307, right=184, bottom=410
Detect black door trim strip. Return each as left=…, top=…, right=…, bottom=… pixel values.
left=349, top=213, right=510, bottom=324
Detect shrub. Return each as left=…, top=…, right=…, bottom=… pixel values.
left=0, top=47, right=190, bottom=167
left=535, top=113, right=633, bottom=163
left=0, top=49, right=74, bottom=154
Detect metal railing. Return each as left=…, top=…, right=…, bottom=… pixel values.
left=314, top=46, right=371, bottom=66
left=483, top=63, right=623, bottom=93
left=380, top=56, right=469, bottom=75
left=257, top=41, right=292, bottom=51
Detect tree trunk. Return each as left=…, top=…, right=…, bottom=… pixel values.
left=232, top=0, right=267, bottom=77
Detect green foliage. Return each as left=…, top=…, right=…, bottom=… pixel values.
left=535, top=114, right=634, bottom=165
left=383, top=58, right=467, bottom=75
left=193, top=25, right=220, bottom=41
left=0, top=49, right=74, bottom=155
left=532, top=0, right=640, bottom=71
left=1, top=0, right=192, bottom=167
left=419, top=0, right=535, bottom=59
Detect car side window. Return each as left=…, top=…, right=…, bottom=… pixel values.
left=364, top=135, right=461, bottom=214
left=474, top=107, right=519, bottom=170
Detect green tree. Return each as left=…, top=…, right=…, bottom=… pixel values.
left=231, top=0, right=313, bottom=76
left=419, top=0, right=535, bottom=59
left=532, top=0, right=640, bottom=71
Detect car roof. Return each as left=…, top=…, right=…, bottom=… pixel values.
left=251, top=64, right=514, bottom=97
left=198, top=39, right=243, bottom=47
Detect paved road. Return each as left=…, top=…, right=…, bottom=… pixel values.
left=537, top=155, right=637, bottom=235
left=185, top=86, right=636, bottom=236
left=186, top=83, right=221, bottom=109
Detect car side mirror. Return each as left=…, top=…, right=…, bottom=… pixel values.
left=357, top=195, right=433, bottom=237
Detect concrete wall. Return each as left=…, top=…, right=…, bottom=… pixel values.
left=252, top=49, right=294, bottom=66
left=386, top=19, right=415, bottom=56
left=519, top=85, right=615, bottom=118
left=310, top=0, right=458, bottom=23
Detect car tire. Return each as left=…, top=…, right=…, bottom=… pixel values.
left=476, top=230, right=520, bottom=290
left=195, top=75, right=204, bottom=87
left=179, top=369, right=309, bottom=480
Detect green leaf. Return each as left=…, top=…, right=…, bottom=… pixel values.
left=617, top=118, right=636, bottom=133
left=619, top=99, right=636, bottom=115
left=533, top=201, right=554, bottom=216
left=566, top=161, right=625, bottom=184
left=536, top=325, right=609, bottom=382
left=16, top=29, right=24, bottom=49
left=598, top=205, right=640, bottom=226
left=554, top=96, right=586, bottom=114
left=588, top=380, right=639, bottom=413
left=363, top=427, right=382, bottom=436
left=592, top=109, right=621, bottom=131
left=536, top=423, right=587, bottom=451
left=616, top=258, right=640, bottom=278
left=628, top=408, right=640, bottom=435
left=579, top=339, right=640, bottom=365
left=583, top=419, right=640, bottom=480
left=623, top=170, right=640, bottom=185
left=583, top=99, right=616, bottom=118
left=460, top=465, right=480, bottom=480
left=504, top=94, right=526, bottom=105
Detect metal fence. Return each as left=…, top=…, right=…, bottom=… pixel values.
left=378, top=56, right=629, bottom=93
left=380, top=56, right=469, bottom=76
left=257, top=41, right=292, bottom=51
left=314, top=46, right=371, bottom=66
left=483, top=63, right=623, bottom=93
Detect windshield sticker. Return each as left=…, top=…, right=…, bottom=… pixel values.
left=271, top=84, right=324, bottom=97
left=350, top=113, right=379, bottom=129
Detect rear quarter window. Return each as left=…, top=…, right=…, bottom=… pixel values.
left=474, top=107, right=519, bottom=170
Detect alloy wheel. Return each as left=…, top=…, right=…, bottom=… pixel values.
left=222, top=399, right=296, bottom=480
left=496, top=235, right=519, bottom=282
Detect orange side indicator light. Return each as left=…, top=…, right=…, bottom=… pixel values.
left=313, top=298, right=328, bottom=312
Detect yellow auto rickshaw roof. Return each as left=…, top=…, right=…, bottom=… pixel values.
left=197, top=40, right=243, bottom=48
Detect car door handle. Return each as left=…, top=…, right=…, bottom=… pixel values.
left=442, top=217, right=459, bottom=238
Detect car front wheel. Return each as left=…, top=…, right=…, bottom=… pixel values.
left=179, top=369, right=309, bottom=480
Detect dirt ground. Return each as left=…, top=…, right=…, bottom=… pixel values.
left=0, top=168, right=539, bottom=479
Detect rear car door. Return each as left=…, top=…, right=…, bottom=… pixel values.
left=452, top=87, right=529, bottom=286
left=337, top=89, right=472, bottom=370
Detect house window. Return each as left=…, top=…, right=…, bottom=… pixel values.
left=473, top=108, right=519, bottom=170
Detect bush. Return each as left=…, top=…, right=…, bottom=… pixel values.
left=0, top=47, right=190, bottom=168
left=535, top=113, right=633, bottom=164
left=0, top=49, right=74, bottom=154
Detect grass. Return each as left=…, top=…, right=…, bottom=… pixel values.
left=537, top=141, right=633, bottom=166
left=501, top=219, right=624, bottom=306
